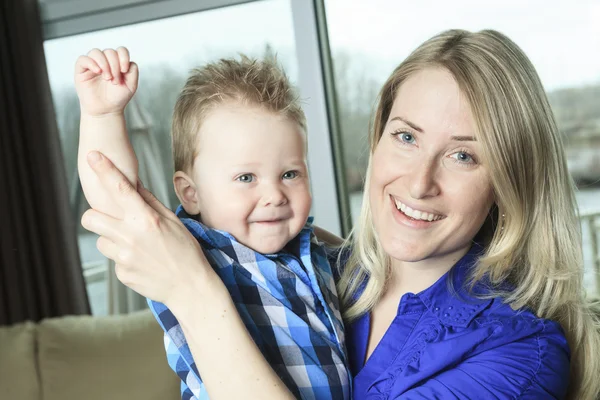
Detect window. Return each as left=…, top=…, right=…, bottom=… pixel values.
left=325, top=0, right=600, bottom=295
left=44, top=0, right=298, bottom=314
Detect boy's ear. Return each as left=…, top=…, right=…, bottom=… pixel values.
left=173, top=171, right=201, bottom=216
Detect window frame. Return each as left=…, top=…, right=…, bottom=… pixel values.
left=40, top=0, right=345, bottom=236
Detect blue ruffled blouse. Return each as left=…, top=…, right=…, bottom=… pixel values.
left=343, top=245, right=571, bottom=399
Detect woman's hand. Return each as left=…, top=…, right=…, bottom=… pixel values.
left=81, top=151, right=217, bottom=306
left=81, top=151, right=294, bottom=399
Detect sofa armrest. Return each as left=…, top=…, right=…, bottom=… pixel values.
left=37, top=309, right=179, bottom=400
left=0, top=321, right=40, bottom=400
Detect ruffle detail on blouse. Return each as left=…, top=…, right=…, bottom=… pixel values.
left=377, top=323, right=442, bottom=397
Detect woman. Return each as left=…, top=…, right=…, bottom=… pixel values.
left=82, top=29, right=600, bottom=399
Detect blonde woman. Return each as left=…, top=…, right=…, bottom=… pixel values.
left=83, top=29, right=600, bottom=399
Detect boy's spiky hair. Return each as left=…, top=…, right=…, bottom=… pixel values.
left=171, top=55, right=306, bottom=172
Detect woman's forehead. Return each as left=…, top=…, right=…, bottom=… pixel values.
left=389, top=69, right=477, bottom=139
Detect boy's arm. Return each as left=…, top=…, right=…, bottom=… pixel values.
left=75, top=47, right=139, bottom=219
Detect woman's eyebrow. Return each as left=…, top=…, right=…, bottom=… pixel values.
left=389, top=116, right=423, bottom=133
left=390, top=116, right=476, bottom=141
left=450, top=135, right=476, bottom=141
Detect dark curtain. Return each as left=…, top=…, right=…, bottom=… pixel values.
left=0, top=0, right=90, bottom=325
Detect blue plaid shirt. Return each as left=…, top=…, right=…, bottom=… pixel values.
left=148, top=206, right=351, bottom=400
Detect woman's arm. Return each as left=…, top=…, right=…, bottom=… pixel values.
left=81, top=152, right=294, bottom=400
left=168, top=273, right=294, bottom=399
left=313, top=225, right=344, bottom=246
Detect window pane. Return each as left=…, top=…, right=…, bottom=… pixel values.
left=44, top=0, right=298, bottom=315
left=325, top=0, right=600, bottom=295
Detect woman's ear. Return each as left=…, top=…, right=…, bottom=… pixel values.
left=173, top=171, right=201, bottom=216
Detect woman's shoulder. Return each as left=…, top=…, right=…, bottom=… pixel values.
left=471, top=298, right=571, bottom=385
left=421, top=282, right=570, bottom=368
left=418, top=276, right=570, bottom=394
left=405, top=297, right=571, bottom=398
left=480, top=297, right=568, bottom=341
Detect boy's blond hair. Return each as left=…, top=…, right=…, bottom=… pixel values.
left=171, top=55, right=306, bottom=173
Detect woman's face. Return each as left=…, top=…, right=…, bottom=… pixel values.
left=369, top=67, right=494, bottom=266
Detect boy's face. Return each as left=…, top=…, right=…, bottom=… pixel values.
left=189, top=102, right=311, bottom=254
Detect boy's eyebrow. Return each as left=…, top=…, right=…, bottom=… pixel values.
left=230, top=162, right=261, bottom=168
left=389, top=116, right=423, bottom=133
left=229, top=160, right=307, bottom=169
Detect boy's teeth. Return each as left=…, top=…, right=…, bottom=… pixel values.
left=394, top=199, right=442, bottom=221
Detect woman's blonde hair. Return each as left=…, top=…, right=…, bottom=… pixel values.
left=337, top=29, right=600, bottom=399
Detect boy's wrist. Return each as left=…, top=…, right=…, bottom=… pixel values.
left=80, top=110, right=126, bottom=119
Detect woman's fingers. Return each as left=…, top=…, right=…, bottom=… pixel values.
left=137, top=183, right=176, bottom=221
left=85, top=211, right=137, bottom=266
left=87, top=151, right=151, bottom=217
left=114, top=263, right=134, bottom=287
left=95, top=235, right=120, bottom=261
left=81, top=208, right=123, bottom=242
left=96, top=237, right=136, bottom=270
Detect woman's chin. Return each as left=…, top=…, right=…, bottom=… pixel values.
left=382, top=240, right=430, bottom=264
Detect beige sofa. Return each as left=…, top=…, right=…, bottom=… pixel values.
left=0, top=309, right=180, bottom=400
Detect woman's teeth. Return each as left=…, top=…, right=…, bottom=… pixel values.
left=394, top=199, right=443, bottom=221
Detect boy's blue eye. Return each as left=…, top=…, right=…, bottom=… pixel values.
left=283, top=171, right=298, bottom=179
left=237, top=174, right=254, bottom=183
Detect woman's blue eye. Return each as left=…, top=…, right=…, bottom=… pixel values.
left=283, top=171, right=298, bottom=180
left=237, top=174, right=254, bottom=183
left=452, top=151, right=474, bottom=164
left=400, top=133, right=415, bottom=144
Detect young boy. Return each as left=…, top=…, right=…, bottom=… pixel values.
left=75, top=47, right=350, bottom=400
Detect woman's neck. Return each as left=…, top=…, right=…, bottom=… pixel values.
left=388, top=246, right=470, bottom=296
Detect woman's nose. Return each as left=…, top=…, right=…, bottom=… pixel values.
left=408, top=159, right=440, bottom=199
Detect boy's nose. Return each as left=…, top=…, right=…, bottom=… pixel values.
left=261, top=185, right=287, bottom=207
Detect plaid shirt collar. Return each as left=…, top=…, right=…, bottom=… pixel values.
left=175, top=205, right=313, bottom=262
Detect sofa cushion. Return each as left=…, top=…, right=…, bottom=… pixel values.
left=0, top=321, right=40, bottom=400
left=37, top=309, right=179, bottom=400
